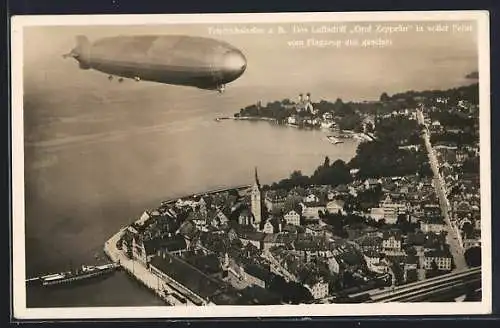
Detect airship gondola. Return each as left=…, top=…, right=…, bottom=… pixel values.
left=64, top=35, right=247, bottom=93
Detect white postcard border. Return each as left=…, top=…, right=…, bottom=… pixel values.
left=11, top=10, right=491, bottom=319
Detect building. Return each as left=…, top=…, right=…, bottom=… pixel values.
left=420, top=216, right=447, bottom=233
left=305, top=279, right=329, bottom=299
left=326, top=256, right=341, bottom=274
left=326, top=199, right=345, bottom=215
left=264, top=190, right=287, bottom=212
left=251, top=168, right=263, bottom=225
left=287, top=115, right=297, bottom=125
left=301, top=202, right=326, bottom=221
left=356, top=235, right=383, bottom=253
left=237, top=230, right=265, bottom=249
left=262, top=217, right=283, bottom=234
left=284, top=210, right=301, bottom=226
left=363, top=250, right=384, bottom=273
left=364, top=178, right=381, bottom=190
left=382, top=230, right=402, bottom=252
left=370, top=208, right=385, bottom=222
left=238, top=208, right=254, bottom=226
left=404, top=254, right=419, bottom=280
left=240, top=263, right=274, bottom=289
left=383, top=207, right=398, bottom=225
left=304, top=223, right=325, bottom=236
left=423, top=249, right=453, bottom=271
left=296, top=92, right=315, bottom=113
left=303, top=193, right=320, bottom=204
left=132, top=234, right=187, bottom=264
left=380, top=194, right=408, bottom=215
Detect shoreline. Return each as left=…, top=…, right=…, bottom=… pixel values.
left=216, top=116, right=277, bottom=122
left=216, top=116, right=374, bottom=140
left=103, top=228, right=177, bottom=306
left=103, top=184, right=251, bottom=305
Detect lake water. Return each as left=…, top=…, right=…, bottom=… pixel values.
left=23, top=77, right=360, bottom=307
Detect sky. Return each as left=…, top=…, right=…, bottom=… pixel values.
left=22, top=20, right=479, bottom=102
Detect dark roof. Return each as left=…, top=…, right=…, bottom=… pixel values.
left=425, top=248, right=452, bottom=258
left=143, top=234, right=187, bottom=255
left=243, top=263, right=275, bottom=282
left=209, top=290, right=243, bottom=305
left=238, top=285, right=282, bottom=305
left=187, top=253, right=222, bottom=275
left=265, top=217, right=283, bottom=231
left=406, top=232, right=426, bottom=246
left=303, top=201, right=326, bottom=207
left=422, top=216, right=445, bottom=224
left=356, top=236, right=383, bottom=247
left=334, top=184, right=349, bottom=193
left=335, top=248, right=364, bottom=266
left=363, top=250, right=382, bottom=258
left=239, top=207, right=253, bottom=218
left=238, top=230, right=266, bottom=241
left=294, top=239, right=320, bottom=251
left=406, top=254, right=419, bottom=265
left=383, top=230, right=402, bottom=240
left=282, top=224, right=299, bottom=234
left=150, top=254, right=227, bottom=300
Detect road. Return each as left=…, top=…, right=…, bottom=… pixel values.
left=104, top=228, right=193, bottom=306
left=416, top=109, right=467, bottom=271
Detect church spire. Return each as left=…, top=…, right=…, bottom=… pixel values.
left=251, top=167, right=262, bottom=225
left=254, top=166, right=260, bottom=187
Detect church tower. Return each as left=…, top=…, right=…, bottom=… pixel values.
left=251, top=167, right=262, bottom=225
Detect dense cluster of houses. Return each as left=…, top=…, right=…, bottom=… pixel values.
left=116, top=163, right=457, bottom=302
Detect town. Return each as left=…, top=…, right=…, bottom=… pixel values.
left=105, top=82, right=481, bottom=306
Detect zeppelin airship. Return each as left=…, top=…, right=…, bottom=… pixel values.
left=64, top=35, right=247, bottom=93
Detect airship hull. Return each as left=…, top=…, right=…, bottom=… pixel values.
left=68, top=35, right=247, bottom=91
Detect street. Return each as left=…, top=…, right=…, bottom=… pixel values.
left=416, top=109, right=467, bottom=271
left=104, top=230, right=192, bottom=306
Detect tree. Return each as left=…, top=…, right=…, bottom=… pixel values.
left=380, top=92, right=390, bottom=102
left=464, top=247, right=481, bottom=267
left=462, top=222, right=474, bottom=238
left=269, top=276, right=314, bottom=304
left=323, top=156, right=330, bottom=168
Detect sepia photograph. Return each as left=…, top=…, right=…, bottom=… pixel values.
left=11, top=11, right=491, bottom=319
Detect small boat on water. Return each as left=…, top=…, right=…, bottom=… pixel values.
left=325, top=135, right=344, bottom=144
left=214, top=117, right=231, bottom=122
left=29, top=263, right=120, bottom=287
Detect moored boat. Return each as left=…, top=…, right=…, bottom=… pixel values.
left=325, top=135, right=344, bottom=144
left=37, top=263, right=120, bottom=286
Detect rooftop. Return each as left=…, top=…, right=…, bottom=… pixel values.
left=150, top=253, right=229, bottom=301
left=425, top=248, right=452, bottom=258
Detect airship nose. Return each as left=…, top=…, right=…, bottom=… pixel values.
left=222, top=50, right=247, bottom=77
